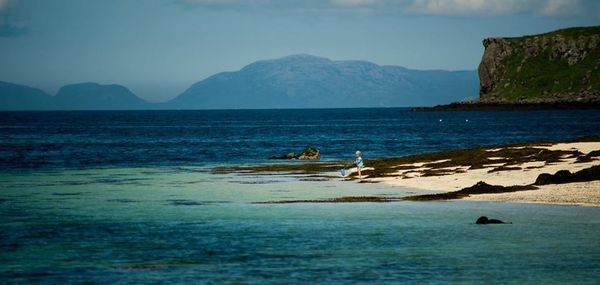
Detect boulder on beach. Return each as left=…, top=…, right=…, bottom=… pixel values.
left=269, top=147, right=320, bottom=160
left=534, top=165, right=600, bottom=185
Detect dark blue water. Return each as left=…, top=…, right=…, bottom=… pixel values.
left=1, top=109, right=599, bottom=169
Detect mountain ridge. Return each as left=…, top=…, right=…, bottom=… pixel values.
left=169, top=54, right=478, bottom=109
left=0, top=54, right=478, bottom=110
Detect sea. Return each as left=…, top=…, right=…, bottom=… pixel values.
left=1, top=108, right=599, bottom=284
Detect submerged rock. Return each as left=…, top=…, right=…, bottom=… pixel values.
left=476, top=216, right=507, bottom=224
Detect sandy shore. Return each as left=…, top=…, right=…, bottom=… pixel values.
left=464, top=181, right=600, bottom=206
left=366, top=141, right=600, bottom=206
left=214, top=138, right=600, bottom=206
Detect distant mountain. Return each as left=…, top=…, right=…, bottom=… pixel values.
left=53, top=83, right=149, bottom=110
left=168, top=54, right=479, bottom=109
left=0, top=82, right=151, bottom=110
left=0, top=81, right=54, bottom=110
left=0, top=55, right=479, bottom=110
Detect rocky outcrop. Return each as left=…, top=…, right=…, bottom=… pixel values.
left=478, top=26, right=600, bottom=104
left=297, top=147, right=320, bottom=160
left=534, top=165, right=600, bottom=185
left=269, top=147, right=320, bottom=160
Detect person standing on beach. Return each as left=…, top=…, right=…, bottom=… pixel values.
left=354, top=150, right=364, bottom=178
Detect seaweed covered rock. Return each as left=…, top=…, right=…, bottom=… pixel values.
left=403, top=181, right=536, bottom=201
left=534, top=165, right=600, bottom=185
left=297, top=147, right=320, bottom=160
left=269, top=147, right=320, bottom=160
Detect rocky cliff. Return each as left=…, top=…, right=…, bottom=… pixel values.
left=478, top=26, right=600, bottom=104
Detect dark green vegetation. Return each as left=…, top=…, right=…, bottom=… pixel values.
left=479, top=26, right=600, bottom=104
left=403, top=182, right=538, bottom=201
left=254, top=196, right=401, bottom=204
left=358, top=144, right=576, bottom=179
left=212, top=162, right=342, bottom=175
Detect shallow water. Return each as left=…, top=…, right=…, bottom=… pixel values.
left=1, top=167, right=599, bottom=284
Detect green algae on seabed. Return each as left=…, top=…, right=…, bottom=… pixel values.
left=403, top=182, right=538, bottom=201
left=254, top=196, right=403, bottom=204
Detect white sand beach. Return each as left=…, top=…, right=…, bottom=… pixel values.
left=365, top=142, right=600, bottom=206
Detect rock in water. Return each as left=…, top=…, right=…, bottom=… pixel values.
left=269, top=147, right=321, bottom=160
left=297, top=147, right=320, bottom=160
left=476, top=216, right=506, bottom=224
left=269, top=152, right=297, bottom=160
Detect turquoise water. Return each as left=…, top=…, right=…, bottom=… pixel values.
left=1, top=167, right=599, bottom=283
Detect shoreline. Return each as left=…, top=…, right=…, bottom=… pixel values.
left=214, top=136, right=600, bottom=206
left=412, top=102, right=600, bottom=112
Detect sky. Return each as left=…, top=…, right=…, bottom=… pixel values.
left=0, top=0, right=599, bottom=102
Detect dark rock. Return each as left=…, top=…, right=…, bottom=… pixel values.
left=575, top=150, right=600, bottom=163
left=476, top=216, right=507, bottom=224
left=269, top=152, right=296, bottom=160
left=269, top=147, right=320, bottom=160
left=534, top=165, right=600, bottom=185
left=534, top=173, right=554, bottom=185
left=403, top=181, right=537, bottom=201
left=297, top=147, right=320, bottom=160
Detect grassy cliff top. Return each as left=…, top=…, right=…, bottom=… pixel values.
left=479, top=26, right=600, bottom=104
left=506, top=26, right=600, bottom=40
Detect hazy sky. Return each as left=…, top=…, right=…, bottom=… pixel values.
left=0, top=0, right=599, bottom=102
